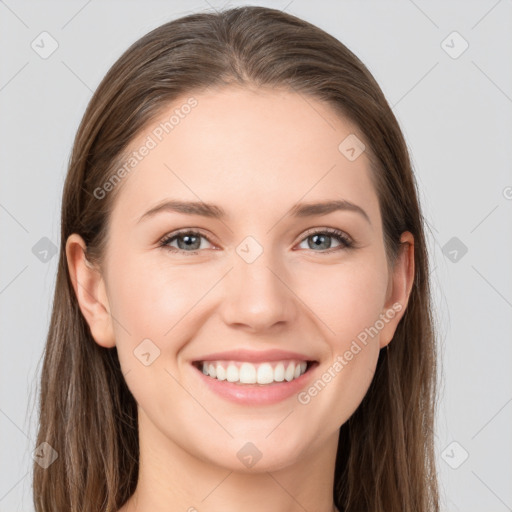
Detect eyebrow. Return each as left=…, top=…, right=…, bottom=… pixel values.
left=137, top=199, right=371, bottom=225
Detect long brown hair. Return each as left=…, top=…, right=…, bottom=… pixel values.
left=32, top=6, right=440, bottom=511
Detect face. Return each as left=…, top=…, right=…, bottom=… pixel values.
left=68, top=85, right=413, bottom=473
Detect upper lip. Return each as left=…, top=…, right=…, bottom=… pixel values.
left=192, top=349, right=316, bottom=363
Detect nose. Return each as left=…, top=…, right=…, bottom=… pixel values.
left=219, top=248, right=298, bottom=332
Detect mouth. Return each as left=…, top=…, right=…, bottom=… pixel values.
left=192, top=359, right=317, bottom=386
left=189, top=348, right=320, bottom=405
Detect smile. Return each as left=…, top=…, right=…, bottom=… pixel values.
left=195, top=360, right=310, bottom=385
left=191, top=357, right=318, bottom=406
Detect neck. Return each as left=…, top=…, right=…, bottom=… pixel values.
left=118, top=408, right=340, bottom=512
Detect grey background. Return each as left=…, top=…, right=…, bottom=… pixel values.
left=1, top=0, right=511, bottom=510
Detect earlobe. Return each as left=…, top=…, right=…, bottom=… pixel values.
left=65, top=233, right=116, bottom=348
left=379, top=231, right=415, bottom=349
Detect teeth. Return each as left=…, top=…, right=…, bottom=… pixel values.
left=199, top=360, right=309, bottom=385
left=274, top=362, right=285, bottom=382
left=226, top=365, right=239, bottom=383
left=257, top=363, right=274, bottom=384
left=284, top=363, right=295, bottom=382
left=216, top=364, right=226, bottom=381
left=239, top=362, right=256, bottom=384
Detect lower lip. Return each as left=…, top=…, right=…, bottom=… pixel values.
left=192, top=363, right=317, bottom=406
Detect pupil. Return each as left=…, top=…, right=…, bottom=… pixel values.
left=310, top=234, right=330, bottom=250
left=179, top=235, right=199, bottom=250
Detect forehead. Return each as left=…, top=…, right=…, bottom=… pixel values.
left=108, top=86, right=380, bottom=228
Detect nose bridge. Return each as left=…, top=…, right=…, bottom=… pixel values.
left=220, top=234, right=296, bottom=329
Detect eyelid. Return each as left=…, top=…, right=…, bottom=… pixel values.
left=299, top=226, right=353, bottom=244
left=158, top=228, right=216, bottom=249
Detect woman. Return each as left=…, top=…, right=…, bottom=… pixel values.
left=33, top=6, right=440, bottom=511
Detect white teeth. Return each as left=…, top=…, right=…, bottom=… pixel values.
left=226, top=365, right=239, bottom=382
left=239, top=362, right=257, bottom=384
left=274, top=362, right=285, bottom=382
left=216, top=364, right=226, bottom=381
left=284, top=363, right=295, bottom=382
left=199, top=360, right=309, bottom=385
left=257, top=363, right=274, bottom=384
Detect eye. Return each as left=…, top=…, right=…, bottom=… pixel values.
left=158, top=227, right=354, bottom=255
left=158, top=230, right=214, bottom=254
left=296, top=227, right=354, bottom=253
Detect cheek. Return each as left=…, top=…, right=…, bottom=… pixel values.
left=107, top=251, right=216, bottom=366
left=108, top=251, right=194, bottom=330
left=295, top=251, right=389, bottom=345
left=106, top=253, right=202, bottom=403
left=298, top=256, right=386, bottom=424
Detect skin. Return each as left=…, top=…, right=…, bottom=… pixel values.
left=67, top=85, right=414, bottom=512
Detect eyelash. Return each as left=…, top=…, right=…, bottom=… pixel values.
left=158, top=227, right=354, bottom=255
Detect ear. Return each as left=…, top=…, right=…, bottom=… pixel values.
left=65, top=233, right=116, bottom=348
left=379, top=231, right=415, bottom=349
